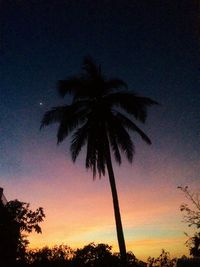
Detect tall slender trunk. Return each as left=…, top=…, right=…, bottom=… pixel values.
left=105, top=140, right=127, bottom=267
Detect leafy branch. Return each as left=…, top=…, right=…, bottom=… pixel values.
left=178, top=186, right=200, bottom=228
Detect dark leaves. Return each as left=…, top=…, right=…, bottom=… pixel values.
left=105, top=79, right=127, bottom=91
left=71, top=123, right=89, bottom=162
left=107, top=114, right=134, bottom=163
left=58, top=77, right=84, bottom=98
left=105, top=92, right=158, bottom=122
left=40, top=106, right=68, bottom=129
left=115, top=112, right=152, bottom=145
left=5, top=200, right=45, bottom=234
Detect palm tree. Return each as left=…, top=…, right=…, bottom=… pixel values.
left=41, top=57, right=157, bottom=266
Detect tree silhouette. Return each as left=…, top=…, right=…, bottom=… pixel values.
left=147, top=249, right=177, bottom=267
left=0, top=199, right=45, bottom=266
left=41, top=57, right=157, bottom=266
left=178, top=186, right=200, bottom=257
left=25, top=243, right=145, bottom=267
left=72, top=243, right=119, bottom=267
left=26, top=245, right=73, bottom=267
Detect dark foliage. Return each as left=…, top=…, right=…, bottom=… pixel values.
left=147, top=249, right=177, bottom=267
left=0, top=199, right=45, bottom=266
left=16, top=243, right=146, bottom=267
left=178, top=186, right=200, bottom=257
left=177, top=256, right=200, bottom=267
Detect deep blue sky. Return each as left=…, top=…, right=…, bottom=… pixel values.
left=1, top=0, right=199, bottom=180
left=0, top=0, right=199, bottom=258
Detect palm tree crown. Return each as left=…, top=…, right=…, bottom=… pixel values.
left=41, top=57, right=157, bottom=177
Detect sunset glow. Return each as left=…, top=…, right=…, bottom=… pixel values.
left=1, top=144, right=199, bottom=260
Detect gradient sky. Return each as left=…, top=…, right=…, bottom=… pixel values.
left=1, top=0, right=199, bottom=261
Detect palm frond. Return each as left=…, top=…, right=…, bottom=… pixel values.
left=86, top=131, right=97, bottom=177
left=105, top=92, right=158, bottom=122
left=56, top=104, right=89, bottom=144
left=56, top=120, right=73, bottom=144
left=107, top=115, right=134, bottom=162
left=58, top=77, right=83, bottom=97
left=70, top=123, right=89, bottom=162
left=96, top=132, right=106, bottom=177
left=117, top=128, right=134, bottom=162
left=108, top=133, right=122, bottom=165
left=41, top=101, right=89, bottom=143
left=72, top=80, right=96, bottom=101
left=115, top=112, right=152, bottom=144
left=40, top=106, right=68, bottom=129
left=105, top=79, right=127, bottom=91
left=85, top=123, right=107, bottom=178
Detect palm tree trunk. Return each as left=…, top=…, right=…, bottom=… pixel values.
left=105, top=141, right=127, bottom=267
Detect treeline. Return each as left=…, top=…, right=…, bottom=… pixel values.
left=11, top=244, right=200, bottom=267
left=15, top=243, right=146, bottom=267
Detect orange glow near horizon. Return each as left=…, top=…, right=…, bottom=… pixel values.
left=1, top=142, right=199, bottom=262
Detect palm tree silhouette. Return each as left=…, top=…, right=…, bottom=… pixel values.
left=41, top=57, right=157, bottom=266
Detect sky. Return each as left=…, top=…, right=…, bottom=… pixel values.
left=0, top=0, right=199, bottom=261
